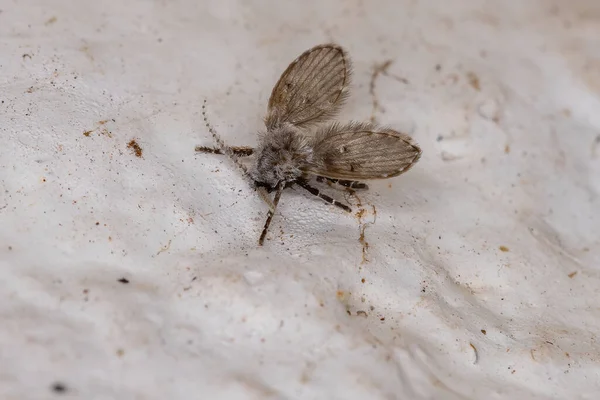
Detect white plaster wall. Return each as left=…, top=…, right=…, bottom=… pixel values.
left=1, top=0, right=599, bottom=399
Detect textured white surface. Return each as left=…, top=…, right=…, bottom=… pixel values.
left=1, top=0, right=600, bottom=399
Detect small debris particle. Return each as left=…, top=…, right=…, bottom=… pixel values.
left=380, top=317, right=385, bottom=321
left=504, top=144, right=511, bottom=154
left=356, top=310, right=368, bottom=317
left=45, top=16, right=57, bottom=25
left=83, top=130, right=92, bottom=137
left=8, top=246, right=12, bottom=250
left=22, top=53, right=32, bottom=60
left=51, top=382, right=67, bottom=393
left=568, top=271, right=577, bottom=278
left=116, top=348, right=125, bottom=357
left=466, top=71, right=481, bottom=91
left=127, top=139, right=143, bottom=158
left=435, top=64, right=441, bottom=71
left=499, top=245, right=509, bottom=252
left=82, top=289, right=89, bottom=294
left=118, top=278, right=129, bottom=284
left=481, top=329, right=487, bottom=335
left=470, top=343, right=479, bottom=364
left=361, top=278, right=366, bottom=283
left=95, top=222, right=99, bottom=226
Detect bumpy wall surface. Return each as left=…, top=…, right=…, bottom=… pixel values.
left=1, top=1, right=599, bottom=399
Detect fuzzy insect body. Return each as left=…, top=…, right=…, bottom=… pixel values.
left=197, top=44, right=422, bottom=245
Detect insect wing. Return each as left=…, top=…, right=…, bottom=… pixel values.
left=265, top=44, right=351, bottom=130
left=303, top=122, right=422, bottom=180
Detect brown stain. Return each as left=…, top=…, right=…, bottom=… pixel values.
left=568, top=271, right=578, bottom=278
left=83, top=119, right=115, bottom=138
left=504, top=144, right=511, bottom=154
left=45, top=16, right=57, bottom=26
left=127, top=139, right=143, bottom=158
left=481, top=329, right=487, bottom=335
left=470, top=343, right=479, bottom=364
left=369, top=59, right=409, bottom=123
left=499, top=245, right=509, bottom=252
left=466, top=72, right=481, bottom=91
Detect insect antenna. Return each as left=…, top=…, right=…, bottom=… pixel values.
left=202, top=99, right=275, bottom=211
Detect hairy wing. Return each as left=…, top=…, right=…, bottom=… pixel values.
left=265, top=44, right=351, bottom=130
left=302, top=122, right=422, bottom=180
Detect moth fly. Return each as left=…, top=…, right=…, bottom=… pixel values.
left=197, top=43, right=422, bottom=245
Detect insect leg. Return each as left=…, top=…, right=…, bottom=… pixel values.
left=315, top=176, right=368, bottom=190
left=258, top=182, right=284, bottom=246
left=295, top=180, right=352, bottom=213
left=195, top=145, right=255, bottom=157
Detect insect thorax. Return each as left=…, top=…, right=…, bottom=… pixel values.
left=251, top=124, right=313, bottom=189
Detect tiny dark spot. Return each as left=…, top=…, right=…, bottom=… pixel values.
left=481, top=329, right=487, bottom=335
left=8, top=246, right=12, bottom=250
left=95, top=222, right=99, bottom=226
left=436, top=135, right=443, bottom=142
left=435, top=64, right=441, bottom=71
left=118, top=278, right=129, bottom=284
left=51, top=382, right=67, bottom=393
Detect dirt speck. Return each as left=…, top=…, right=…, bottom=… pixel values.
left=504, top=144, right=511, bottom=154
left=116, top=348, right=125, bottom=357
left=51, top=382, right=67, bottom=393
left=45, top=16, right=57, bottom=26
left=568, top=271, right=578, bottom=278
left=127, top=139, right=143, bottom=158
left=499, top=245, right=509, bottom=252
left=466, top=72, right=481, bottom=91
left=118, top=278, right=129, bottom=284
left=481, top=329, right=487, bottom=335
left=83, top=130, right=92, bottom=137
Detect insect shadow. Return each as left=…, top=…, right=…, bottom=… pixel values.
left=196, top=43, right=422, bottom=245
